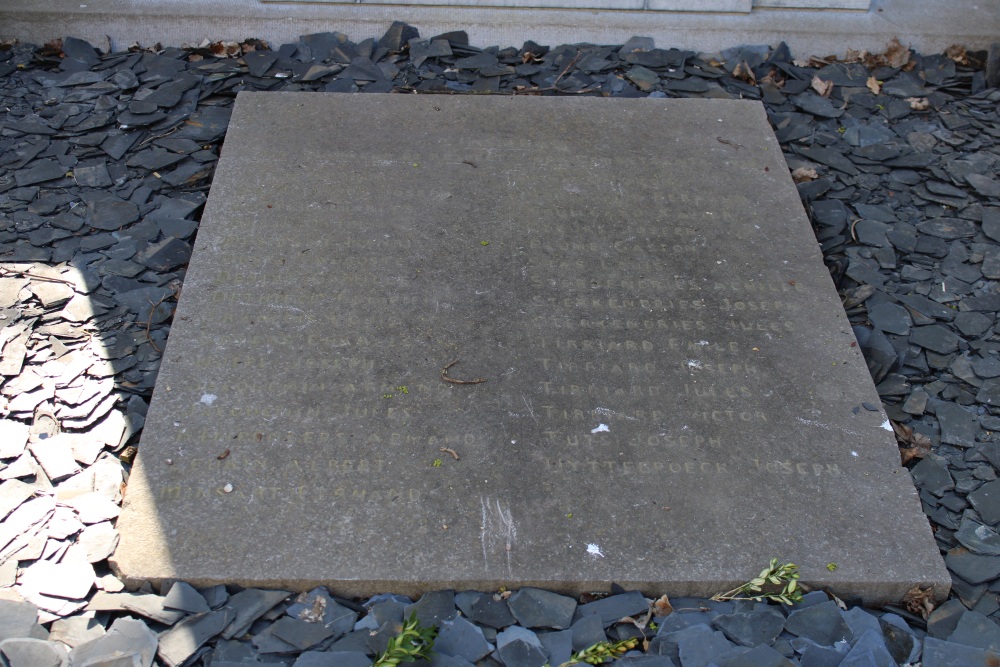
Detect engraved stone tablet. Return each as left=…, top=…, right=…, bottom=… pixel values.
left=113, top=93, right=948, bottom=603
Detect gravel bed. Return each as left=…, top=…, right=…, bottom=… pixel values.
left=1, top=24, right=999, bottom=666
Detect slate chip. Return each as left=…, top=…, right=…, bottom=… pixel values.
left=783, top=601, right=852, bottom=646
left=911, top=325, right=960, bottom=354
left=404, top=590, right=457, bottom=626
left=507, top=588, right=577, bottom=629
left=434, top=615, right=493, bottom=663
left=969, top=479, right=1000, bottom=526
left=574, top=591, right=648, bottom=627
left=455, top=591, right=516, bottom=629
left=713, top=610, right=785, bottom=648
left=85, top=196, right=140, bottom=231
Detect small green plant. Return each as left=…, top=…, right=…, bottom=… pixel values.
left=711, top=558, right=802, bottom=606
left=481, top=240, right=490, bottom=246
left=397, top=386, right=409, bottom=394
left=373, top=614, right=437, bottom=666
left=432, top=459, right=443, bottom=467
left=556, top=637, right=639, bottom=666
left=827, top=563, right=839, bottom=572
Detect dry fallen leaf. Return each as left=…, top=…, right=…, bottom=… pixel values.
left=903, top=585, right=935, bottom=619
left=758, top=69, right=784, bottom=88
left=811, top=76, right=834, bottom=97
left=842, top=48, right=864, bottom=64
left=732, top=61, right=756, bottom=85
left=866, top=76, right=882, bottom=94
left=792, top=167, right=819, bottom=183
left=906, top=97, right=930, bottom=111
left=884, top=37, right=911, bottom=68
left=892, top=421, right=932, bottom=465
left=945, top=44, right=969, bottom=65
left=652, top=594, right=673, bottom=617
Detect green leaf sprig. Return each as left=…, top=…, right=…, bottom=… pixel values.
left=556, top=637, right=640, bottom=666
left=373, top=613, right=438, bottom=667
left=711, top=558, right=803, bottom=606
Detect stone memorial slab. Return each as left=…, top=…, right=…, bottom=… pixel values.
left=112, top=93, right=948, bottom=603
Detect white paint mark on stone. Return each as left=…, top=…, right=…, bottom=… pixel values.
left=851, top=451, right=859, bottom=457
left=881, top=419, right=893, bottom=431
left=591, top=424, right=610, bottom=434
left=686, top=359, right=703, bottom=369
left=480, top=496, right=517, bottom=577
left=587, top=543, right=605, bottom=558
left=200, top=394, right=217, bottom=406
left=593, top=407, right=636, bottom=421
left=697, top=340, right=709, bottom=346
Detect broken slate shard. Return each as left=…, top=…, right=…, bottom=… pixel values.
left=112, top=93, right=948, bottom=604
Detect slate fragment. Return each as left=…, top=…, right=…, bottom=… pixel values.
left=404, top=590, right=457, bottom=626
left=921, top=636, right=1000, bottom=667
left=381, top=22, right=419, bottom=52
left=0, top=637, right=68, bottom=667
left=164, top=581, right=210, bottom=613
left=507, top=588, right=576, bottom=629
left=221, top=589, right=290, bottom=639
left=434, top=615, right=493, bottom=663
left=85, top=196, right=139, bottom=231
left=911, top=325, right=960, bottom=354
left=0, top=600, right=41, bottom=642
left=956, top=516, right=1000, bottom=556
left=495, top=625, right=547, bottom=667
left=455, top=591, right=516, bottom=629
left=783, top=601, right=852, bottom=646
left=157, top=608, right=234, bottom=667
left=968, top=478, right=1000, bottom=525
left=68, top=617, right=158, bottom=667
left=712, top=609, right=785, bottom=648
left=936, top=402, right=979, bottom=448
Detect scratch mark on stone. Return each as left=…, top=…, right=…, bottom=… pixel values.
left=480, top=496, right=517, bottom=577
left=522, top=395, right=538, bottom=424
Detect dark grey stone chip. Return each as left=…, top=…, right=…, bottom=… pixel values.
left=712, top=610, right=785, bottom=648
left=404, top=590, right=457, bottom=627
left=507, top=587, right=577, bottom=629
left=434, top=615, right=493, bottom=663
left=574, top=591, right=648, bottom=627
left=911, top=325, right=960, bottom=354
left=936, top=402, right=979, bottom=448
left=783, top=601, right=852, bottom=646
left=969, top=479, right=1000, bottom=526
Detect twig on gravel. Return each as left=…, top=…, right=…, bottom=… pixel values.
left=142, top=292, right=174, bottom=353
left=440, top=359, right=487, bottom=385
left=0, top=268, right=76, bottom=285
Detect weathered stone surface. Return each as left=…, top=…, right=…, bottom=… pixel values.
left=112, top=93, right=947, bottom=603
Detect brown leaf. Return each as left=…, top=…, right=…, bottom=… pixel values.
left=842, top=48, right=865, bottom=64
left=883, top=37, right=911, bottom=69
left=811, top=76, right=834, bottom=97
left=792, top=167, right=819, bottom=183
left=759, top=69, right=785, bottom=88
left=866, top=76, right=881, bottom=95
left=732, top=61, right=756, bottom=85
left=945, top=44, right=969, bottom=65
left=903, top=585, right=936, bottom=619
left=653, top=594, right=673, bottom=617
left=892, top=421, right=932, bottom=465
left=906, top=97, right=930, bottom=111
